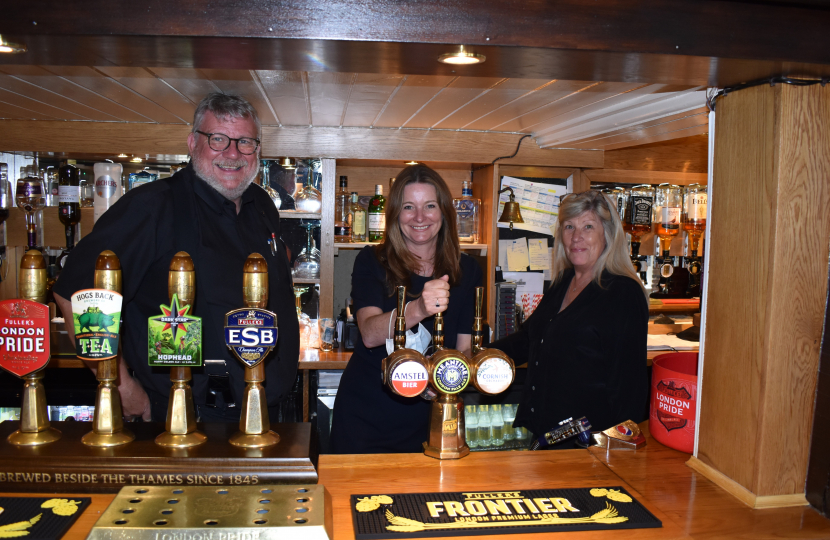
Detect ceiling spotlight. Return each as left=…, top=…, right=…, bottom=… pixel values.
left=438, top=45, right=485, bottom=65
left=0, top=36, right=27, bottom=54
left=117, top=154, right=128, bottom=158
left=405, top=161, right=419, bottom=166
left=130, top=157, right=142, bottom=163
left=279, top=157, right=296, bottom=170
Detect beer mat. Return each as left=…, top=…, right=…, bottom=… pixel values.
left=0, top=497, right=91, bottom=540
left=350, top=487, right=660, bottom=538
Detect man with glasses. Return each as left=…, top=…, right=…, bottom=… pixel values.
left=54, top=93, right=300, bottom=424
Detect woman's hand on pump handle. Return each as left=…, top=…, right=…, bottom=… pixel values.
left=417, top=274, right=450, bottom=317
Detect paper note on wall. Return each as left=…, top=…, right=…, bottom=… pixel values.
left=528, top=239, right=550, bottom=270
left=506, top=239, right=530, bottom=271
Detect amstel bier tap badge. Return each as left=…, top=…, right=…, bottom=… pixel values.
left=70, top=289, right=122, bottom=361
left=0, top=299, right=50, bottom=377
left=148, top=293, right=202, bottom=367
left=224, top=308, right=278, bottom=368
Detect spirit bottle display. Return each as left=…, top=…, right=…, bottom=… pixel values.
left=368, top=184, right=386, bottom=242
left=256, top=160, right=281, bottom=208
left=16, top=164, right=46, bottom=251
left=293, top=221, right=321, bottom=279
left=653, top=183, right=683, bottom=296
left=682, top=183, right=707, bottom=295
left=57, top=162, right=81, bottom=270
left=44, top=168, right=59, bottom=206
left=453, top=179, right=480, bottom=243
left=622, top=184, right=653, bottom=285
left=334, top=176, right=351, bottom=242
left=0, top=164, right=10, bottom=274
left=93, top=162, right=123, bottom=223
left=350, top=192, right=366, bottom=242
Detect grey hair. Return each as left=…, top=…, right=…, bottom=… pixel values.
left=192, top=93, right=261, bottom=137
left=551, top=190, right=647, bottom=297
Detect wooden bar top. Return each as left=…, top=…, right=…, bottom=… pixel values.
left=2, top=424, right=827, bottom=540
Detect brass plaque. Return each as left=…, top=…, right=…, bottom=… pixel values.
left=88, top=484, right=331, bottom=540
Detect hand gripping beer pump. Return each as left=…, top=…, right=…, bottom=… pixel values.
left=4, top=250, right=60, bottom=446
left=226, top=253, right=280, bottom=448
left=155, top=252, right=207, bottom=448
left=81, top=251, right=135, bottom=447
left=381, top=286, right=430, bottom=399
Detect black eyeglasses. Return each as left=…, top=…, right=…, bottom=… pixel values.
left=195, top=130, right=260, bottom=155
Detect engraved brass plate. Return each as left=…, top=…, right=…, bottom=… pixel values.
left=88, top=484, right=331, bottom=540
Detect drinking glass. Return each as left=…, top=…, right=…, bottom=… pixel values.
left=464, top=405, right=479, bottom=449
left=318, top=318, right=335, bottom=351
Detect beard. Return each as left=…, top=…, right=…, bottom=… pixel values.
left=192, top=154, right=259, bottom=201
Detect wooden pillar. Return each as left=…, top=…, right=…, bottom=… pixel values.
left=688, top=84, right=830, bottom=508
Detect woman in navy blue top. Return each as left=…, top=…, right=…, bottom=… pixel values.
left=330, top=165, right=482, bottom=453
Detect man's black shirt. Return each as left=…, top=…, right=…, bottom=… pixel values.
left=53, top=165, right=300, bottom=418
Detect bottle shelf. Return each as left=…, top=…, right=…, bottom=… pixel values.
left=333, top=242, right=487, bottom=256
left=279, top=211, right=322, bottom=220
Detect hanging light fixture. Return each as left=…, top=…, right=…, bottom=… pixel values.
left=0, top=36, right=27, bottom=54
left=279, top=157, right=296, bottom=170
left=497, top=187, right=524, bottom=230
left=438, top=45, right=485, bottom=65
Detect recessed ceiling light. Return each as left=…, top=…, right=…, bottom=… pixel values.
left=117, top=154, right=128, bottom=158
left=405, top=161, right=419, bottom=165
left=0, top=36, right=27, bottom=54
left=438, top=46, right=485, bottom=65
left=130, top=157, right=142, bottom=163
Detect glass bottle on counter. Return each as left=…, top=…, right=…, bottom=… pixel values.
left=368, top=184, right=386, bottom=242
left=350, top=192, right=366, bottom=242
left=334, top=176, right=351, bottom=242
left=454, top=179, right=480, bottom=243
left=57, top=161, right=81, bottom=270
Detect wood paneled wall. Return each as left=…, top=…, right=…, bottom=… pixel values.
left=694, top=83, right=830, bottom=505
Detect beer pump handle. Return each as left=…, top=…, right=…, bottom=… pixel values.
left=471, top=286, right=484, bottom=354
left=393, top=285, right=406, bottom=351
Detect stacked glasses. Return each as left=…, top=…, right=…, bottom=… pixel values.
left=464, top=403, right=529, bottom=450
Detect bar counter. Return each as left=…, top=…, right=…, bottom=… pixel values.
left=3, top=424, right=827, bottom=540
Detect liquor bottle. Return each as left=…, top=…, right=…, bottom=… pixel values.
left=623, top=184, right=654, bottom=285
left=334, top=176, right=351, bottom=242
left=44, top=168, right=59, bottom=206
left=682, top=184, right=707, bottom=257
left=0, top=162, right=10, bottom=226
left=368, top=184, right=386, bottom=242
left=93, top=162, right=123, bottom=222
left=16, top=163, right=46, bottom=250
left=350, top=192, right=366, bottom=242
left=57, top=161, right=81, bottom=269
left=453, top=179, right=480, bottom=243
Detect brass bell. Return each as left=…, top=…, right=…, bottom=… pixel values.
left=497, top=187, right=524, bottom=230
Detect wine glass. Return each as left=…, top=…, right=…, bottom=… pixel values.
left=294, top=161, right=322, bottom=213
left=292, top=221, right=321, bottom=279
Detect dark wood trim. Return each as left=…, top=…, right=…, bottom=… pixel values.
left=1, top=2, right=830, bottom=86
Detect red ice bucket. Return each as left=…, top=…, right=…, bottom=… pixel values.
left=649, top=352, right=698, bottom=453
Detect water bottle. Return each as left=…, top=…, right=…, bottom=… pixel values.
left=93, top=162, right=123, bottom=222
left=477, top=404, right=491, bottom=448
left=490, top=404, right=504, bottom=447
left=464, top=405, right=479, bottom=449
left=502, top=403, right=516, bottom=444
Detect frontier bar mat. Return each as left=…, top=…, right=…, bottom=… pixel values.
left=351, top=487, right=661, bottom=538
left=0, top=497, right=91, bottom=540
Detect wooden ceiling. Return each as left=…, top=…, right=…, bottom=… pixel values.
left=0, top=66, right=708, bottom=152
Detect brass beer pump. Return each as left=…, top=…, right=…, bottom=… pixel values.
left=468, top=287, right=515, bottom=398
left=7, top=250, right=61, bottom=446
left=423, top=306, right=472, bottom=459
left=155, top=252, right=206, bottom=447
left=229, top=253, right=280, bottom=448
left=381, top=286, right=430, bottom=399
left=82, top=250, right=135, bottom=447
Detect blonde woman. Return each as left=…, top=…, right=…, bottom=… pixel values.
left=490, top=190, right=649, bottom=446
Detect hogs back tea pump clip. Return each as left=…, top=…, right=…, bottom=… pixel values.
left=2, top=250, right=60, bottom=446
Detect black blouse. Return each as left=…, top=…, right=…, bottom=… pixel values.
left=330, top=246, right=482, bottom=453
left=490, top=269, right=649, bottom=439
